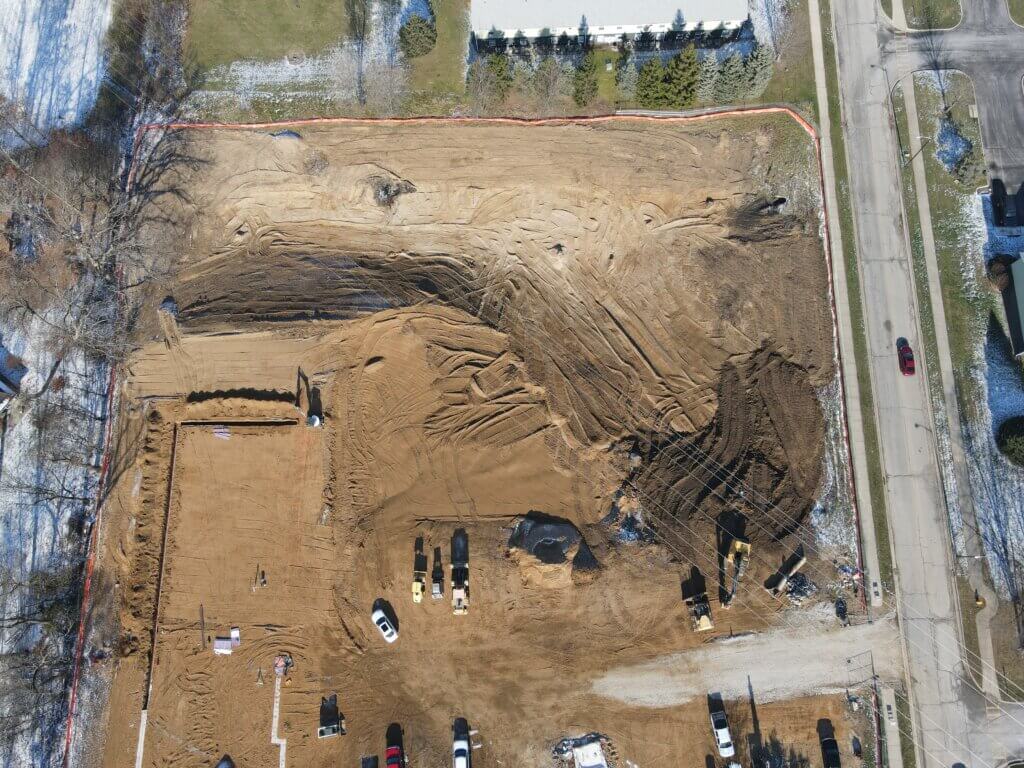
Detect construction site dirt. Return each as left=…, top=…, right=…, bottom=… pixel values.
left=91, top=117, right=872, bottom=768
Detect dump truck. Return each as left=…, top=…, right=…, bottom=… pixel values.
left=451, top=528, right=470, bottom=615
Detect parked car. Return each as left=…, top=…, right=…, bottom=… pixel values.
left=710, top=709, right=735, bottom=758
left=818, top=718, right=842, bottom=768
left=896, top=337, right=916, bottom=375
left=385, top=744, right=405, bottom=767
left=453, top=718, right=471, bottom=768
left=371, top=605, right=398, bottom=643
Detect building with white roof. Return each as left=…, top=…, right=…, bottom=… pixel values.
left=470, top=0, right=750, bottom=45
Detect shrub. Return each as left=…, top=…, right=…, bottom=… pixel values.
left=997, top=416, right=1024, bottom=466
left=399, top=15, right=437, bottom=58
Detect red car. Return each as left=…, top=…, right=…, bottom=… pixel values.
left=385, top=745, right=405, bottom=767
left=896, top=337, right=915, bottom=376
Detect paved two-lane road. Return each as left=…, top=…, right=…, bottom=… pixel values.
left=829, top=1, right=993, bottom=766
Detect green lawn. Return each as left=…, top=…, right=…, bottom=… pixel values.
left=406, top=0, right=469, bottom=99
left=903, top=0, right=962, bottom=28
left=185, top=0, right=348, bottom=72
left=895, top=690, right=919, bottom=768
left=593, top=49, right=619, bottom=106
left=757, top=0, right=816, bottom=117
left=911, top=72, right=994, bottom=408
left=881, top=0, right=894, bottom=19
left=1010, top=0, right=1024, bottom=26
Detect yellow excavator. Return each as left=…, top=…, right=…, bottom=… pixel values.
left=722, top=536, right=751, bottom=608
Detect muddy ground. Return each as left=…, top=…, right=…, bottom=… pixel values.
left=93, top=117, right=859, bottom=768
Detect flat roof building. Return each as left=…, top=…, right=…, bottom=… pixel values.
left=470, top=0, right=750, bottom=44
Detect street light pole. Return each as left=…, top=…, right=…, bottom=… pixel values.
left=903, top=135, right=933, bottom=168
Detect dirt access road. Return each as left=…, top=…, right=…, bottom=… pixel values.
left=90, top=117, right=868, bottom=768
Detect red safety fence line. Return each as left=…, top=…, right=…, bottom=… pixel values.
left=65, top=106, right=868, bottom=766
left=61, top=359, right=118, bottom=768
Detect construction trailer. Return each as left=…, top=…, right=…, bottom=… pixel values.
left=451, top=528, right=470, bottom=615
left=572, top=738, right=610, bottom=768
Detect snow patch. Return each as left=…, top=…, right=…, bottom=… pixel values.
left=0, top=0, right=114, bottom=141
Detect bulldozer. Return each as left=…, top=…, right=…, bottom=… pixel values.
left=687, top=592, right=714, bottom=632
left=412, top=569, right=426, bottom=603
left=722, top=536, right=751, bottom=608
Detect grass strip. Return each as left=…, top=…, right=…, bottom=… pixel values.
left=895, top=689, right=919, bottom=768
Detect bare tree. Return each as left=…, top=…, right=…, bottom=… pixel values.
left=364, top=60, right=409, bottom=115
left=0, top=563, right=80, bottom=749
left=346, top=0, right=372, bottom=105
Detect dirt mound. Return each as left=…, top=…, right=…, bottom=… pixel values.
left=636, top=346, right=826, bottom=545
left=508, top=513, right=600, bottom=587
left=157, top=119, right=833, bottom=537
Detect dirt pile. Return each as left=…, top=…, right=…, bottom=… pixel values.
left=508, top=513, right=600, bottom=588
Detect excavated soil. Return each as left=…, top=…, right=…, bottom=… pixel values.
left=96, top=117, right=846, bottom=768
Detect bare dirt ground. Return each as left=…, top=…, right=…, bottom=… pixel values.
left=92, top=117, right=866, bottom=768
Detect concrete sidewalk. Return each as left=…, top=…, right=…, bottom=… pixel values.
left=806, top=0, right=887, bottom=612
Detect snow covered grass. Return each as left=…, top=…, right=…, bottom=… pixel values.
left=0, top=0, right=114, bottom=141
left=183, top=0, right=470, bottom=119
left=0, top=314, right=111, bottom=767
left=810, top=378, right=858, bottom=565
left=934, top=118, right=972, bottom=175
left=184, top=0, right=349, bottom=72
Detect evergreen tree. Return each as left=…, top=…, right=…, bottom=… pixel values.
left=696, top=54, right=719, bottom=103
left=636, top=58, right=668, bottom=108
left=745, top=44, right=775, bottom=98
left=486, top=53, right=513, bottom=100
left=665, top=46, right=699, bottom=108
left=617, top=60, right=639, bottom=102
left=573, top=51, right=599, bottom=106
left=715, top=53, right=745, bottom=102
left=399, top=15, right=437, bottom=58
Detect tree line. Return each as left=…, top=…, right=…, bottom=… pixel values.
left=468, top=42, right=775, bottom=113
left=623, top=45, right=774, bottom=109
